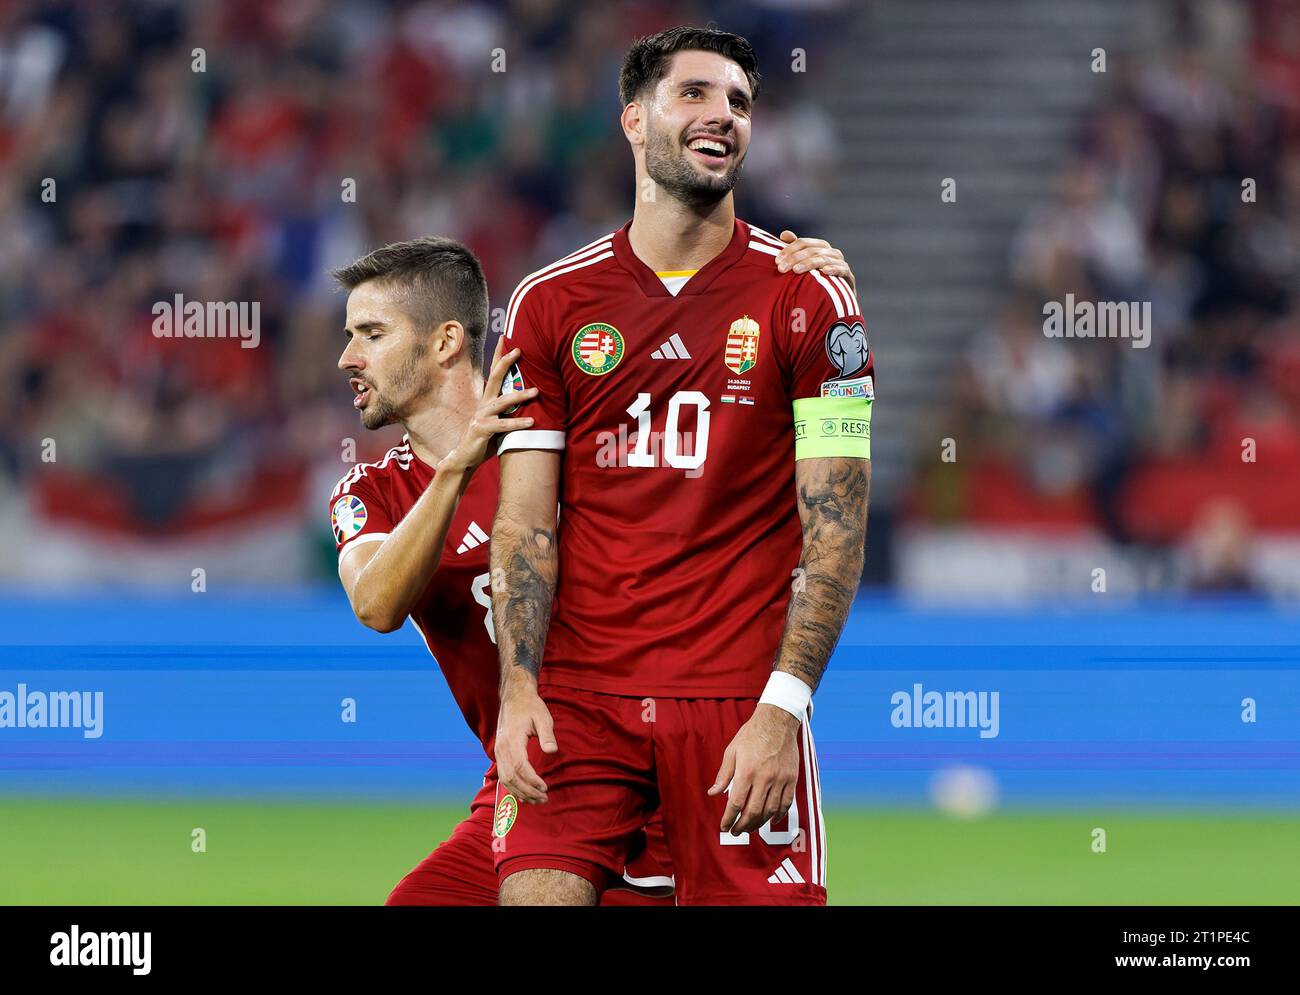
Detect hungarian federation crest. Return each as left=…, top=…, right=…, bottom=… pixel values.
left=724, top=315, right=761, bottom=375
left=494, top=793, right=518, bottom=838
left=571, top=322, right=625, bottom=375
left=331, top=495, right=367, bottom=543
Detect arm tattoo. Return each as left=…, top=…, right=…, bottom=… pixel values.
left=774, top=458, right=870, bottom=692
left=490, top=513, right=557, bottom=687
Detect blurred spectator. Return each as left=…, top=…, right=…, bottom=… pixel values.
left=0, top=0, right=843, bottom=571
left=1183, top=499, right=1257, bottom=593
left=909, top=0, right=1300, bottom=580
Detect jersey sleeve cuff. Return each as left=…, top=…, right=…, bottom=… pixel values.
left=337, top=531, right=388, bottom=564
left=497, top=429, right=566, bottom=454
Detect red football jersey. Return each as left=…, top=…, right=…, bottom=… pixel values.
left=499, top=219, right=873, bottom=698
left=329, top=441, right=501, bottom=754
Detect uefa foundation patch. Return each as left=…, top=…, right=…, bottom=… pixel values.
left=820, top=374, right=874, bottom=400
left=494, top=793, right=518, bottom=838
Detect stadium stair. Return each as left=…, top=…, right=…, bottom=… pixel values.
left=823, top=0, right=1144, bottom=507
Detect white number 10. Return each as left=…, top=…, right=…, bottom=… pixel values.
left=626, top=390, right=711, bottom=470
left=720, top=798, right=801, bottom=846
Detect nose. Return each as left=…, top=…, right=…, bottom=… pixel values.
left=338, top=339, right=363, bottom=373
left=700, top=92, right=735, bottom=130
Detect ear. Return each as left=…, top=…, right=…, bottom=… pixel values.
left=620, top=101, right=644, bottom=147
left=434, top=319, right=466, bottom=363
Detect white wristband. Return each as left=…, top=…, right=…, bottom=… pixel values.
left=759, top=671, right=813, bottom=720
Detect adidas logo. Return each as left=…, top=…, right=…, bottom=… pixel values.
left=767, top=858, right=805, bottom=885
left=456, top=521, right=490, bottom=554
left=650, top=334, right=692, bottom=360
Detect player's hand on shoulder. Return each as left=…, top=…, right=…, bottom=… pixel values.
left=708, top=703, right=801, bottom=836
left=494, top=675, right=557, bottom=805
left=774, top=228, right=856, bottom=293
left=443, top=336, right=539, bottom=474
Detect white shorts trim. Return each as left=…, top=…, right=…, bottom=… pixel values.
left=611, top=869, right=675, bottom=899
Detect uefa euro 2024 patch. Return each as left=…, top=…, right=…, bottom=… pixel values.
left=723, top=315, right=761, bottom=374
left=571, top=322, right=624, bottom=375
left=499, top=362, right=525, bottom=413
left=820, top=374, right=874, bottom=400
left=494, top=793, right=518, bottom=838
left=331, top=495, right=367, bottom=544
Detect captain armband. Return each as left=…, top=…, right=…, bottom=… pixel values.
left=792, top=395, right=872, bottom=460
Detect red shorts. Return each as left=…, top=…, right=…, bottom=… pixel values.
left=386, top=772, right=674, bottom=906
left=492, top=688, right=827, bottom=906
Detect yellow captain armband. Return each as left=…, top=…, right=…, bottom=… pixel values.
left=793, top=395, right=872, bottom=460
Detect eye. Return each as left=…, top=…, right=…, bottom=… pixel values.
left=684, top=87, right=701, bottom=98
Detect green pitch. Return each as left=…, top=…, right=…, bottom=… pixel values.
left=1, top=799, right=1295, bottom=905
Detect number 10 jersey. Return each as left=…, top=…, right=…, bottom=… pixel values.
left=499, top=218, right=874, bottom=698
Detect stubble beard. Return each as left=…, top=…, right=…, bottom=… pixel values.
left=360, top=340, right=427, bottom=430
left=644, top=124, right=743, bottom=206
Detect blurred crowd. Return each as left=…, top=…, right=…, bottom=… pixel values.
left=6, top=0, right=1294, bottom=593
left=909, top=0, right=1300, bottom=588
left=0, top=0, right=840, bottom=565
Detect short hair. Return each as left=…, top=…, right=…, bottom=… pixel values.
left=618, top=25, right=761, bottom=108
left=332, top=237, right=488, bottom=369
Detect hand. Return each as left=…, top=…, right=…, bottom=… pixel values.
left=774, top=229, right=856, bottom=293
left=708, top=703, right=801, bottom=835
left=493, top=675, right=557, bottom=805
left=441, top=335, right=539, bottom=474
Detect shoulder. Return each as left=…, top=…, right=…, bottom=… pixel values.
left=735, top=220, right=787, bottom=276
left=731, top=221, right=795, bottom=297
left=329, top=439, right=416, bottom=503
left=743, top=221, right=786, bottom=259
left=741, top=221, right=860, bottom=320
left=504, top=231, right=621, bottom=338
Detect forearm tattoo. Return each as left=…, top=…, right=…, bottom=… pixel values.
left=775, top=458, right=870, bottom=691
left=490, top=517, right=557, bottom=686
